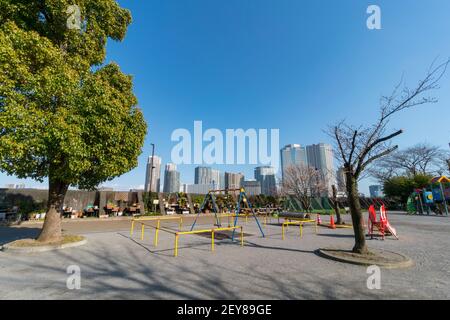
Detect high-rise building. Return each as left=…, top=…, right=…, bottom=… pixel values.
left=254, top=166, right=277, bottom=196
left=306, top=143, right=334, bottom=174
left=195, top=166, right=223, bottom=189
left=182, top=183, right=215, bottom=194
left=280, top=144, right=307, bottom=181
left=224, top=172, right=244, bottom=190
left=242, top=180, right=261, bottom=196
left=144, top=155, right=161, bottom=192
left=163, top=163, right=180, bottom=193
left=336, top=167, right=346, bottom=192
left=369, top=185, right=384, bottom=198
left=306, top=143, right=335, bottom=193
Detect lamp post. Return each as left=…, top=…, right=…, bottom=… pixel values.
left=149, top=143, right=155, bottom=194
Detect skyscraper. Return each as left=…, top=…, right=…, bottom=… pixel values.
left=280, top=144, right=307, bottom=181
left=336, top=167, right=346, bottom=192
left=242, top=180, right=261, bottom=196
left=224, top=172, right=244, bottom=190
left=306, top=143, right=335, bottom=192
left=254, top=166, right=276, bottom=196
left=144, top=155, right=161, bottom=192
left=195, top=166, right=223, bottom=189
left=163, top=163, right=180, bottom=193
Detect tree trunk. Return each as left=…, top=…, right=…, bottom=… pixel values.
left=37, top=178, right=68, bottom=242
left=346, top=172, right=368, bottom=254
left=331, top=185, right=342, bottom=224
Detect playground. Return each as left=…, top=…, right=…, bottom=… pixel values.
left=2, top=187, right=449, bottom=299
left=0, top=209, right=449, bottom=299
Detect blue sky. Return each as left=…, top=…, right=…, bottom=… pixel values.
left=2, top=0, right=450, bottom=195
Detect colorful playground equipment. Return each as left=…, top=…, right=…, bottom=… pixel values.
left=131, top=188, right=263, bottom=257
left=407, top=176, right=450, bottom=215
left=130, top=215, right=245, bottom=257
left=367, top=204, right=398, bottom=240
left=190, top=188, right=265, bottom=240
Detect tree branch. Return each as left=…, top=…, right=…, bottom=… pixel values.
left=358, top=145, right=399, bottom=176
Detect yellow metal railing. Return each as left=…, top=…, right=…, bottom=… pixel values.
left=131, top=213, right=252, bottom=237
left=174, top=226, right=244, bottom=257
left=130, top=216, right=183, bottom=237
left=281, top=219, right=317, bottom=240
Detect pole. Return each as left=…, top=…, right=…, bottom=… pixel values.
left=440, top=182, right=449, bottom=216
left=149, top=143, right=155, bottom=193
left=148, top=143, right=156, bottom=214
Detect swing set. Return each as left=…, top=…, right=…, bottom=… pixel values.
left=190, top=188, right=265, bottom=240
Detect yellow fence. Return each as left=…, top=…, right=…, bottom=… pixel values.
left=174, top=226, right=244, bottom=257
left=130, top=216, right=183, bottom=237
left=281, top=219, right=317, bottom=240
left=131, top=216, right=245, bottom=257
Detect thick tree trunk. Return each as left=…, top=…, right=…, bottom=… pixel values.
left=37, top=178, right=68, bottom=242
left=346, top=172, right=368, bottom=254
left=331, top=185, right=342, bottom=224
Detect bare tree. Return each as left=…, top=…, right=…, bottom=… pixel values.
left=327, top=60, right=449, bottom=254
left=369, top=143, right=449, bottom=181
left=329, top=185, right=343, bottom=224
left=281, top=164, right=329, bottom=212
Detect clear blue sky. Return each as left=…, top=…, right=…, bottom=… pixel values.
left=2, top=0, right=450, bottom=195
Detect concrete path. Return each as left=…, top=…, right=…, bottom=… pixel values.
left=0, top=212, right=449, bottom=299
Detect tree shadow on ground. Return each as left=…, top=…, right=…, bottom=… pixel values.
left=0, top=230, right=388, bottom=300
left=0, top=226, right=41, bottom=245
left=317, top=234, right=355, bottom=239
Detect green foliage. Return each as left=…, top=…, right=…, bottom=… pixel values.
left=383, top=174, right=432, bottom=204
left=249, top=194, right=280, bottom=208
left=143, top=192, right=158, bottom=212
left=191, top=195, right=204, bottom=205
left=0, top=0, right=147, bottom=189
left=176, top=192, right=187, bottom=208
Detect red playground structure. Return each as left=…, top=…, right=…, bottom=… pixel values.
left=367, top=204, right=399, bottom=240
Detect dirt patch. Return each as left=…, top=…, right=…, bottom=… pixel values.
left=6, top=235, right=85, bottom=248
left=317, top=248, right=413, bottom=268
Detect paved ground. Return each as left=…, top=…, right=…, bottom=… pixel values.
left=0, top=212, right=449, bottom=299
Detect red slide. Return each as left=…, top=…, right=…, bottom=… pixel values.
left=380, top=205, right=399, bottom=240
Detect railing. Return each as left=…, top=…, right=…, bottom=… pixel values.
left=131, top=216, right=245, bottom=257
left=174, top=226, right=244, bottom=257
left=130, top=216, right=184, bottom=237
left=137, top=221, right=177, bottom=246
left=281, top=219, right=317, bottom=240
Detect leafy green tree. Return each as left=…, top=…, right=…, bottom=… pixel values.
left=383, top=174, right=432, bottom=206
left=0, top=1, right=147, bottom=242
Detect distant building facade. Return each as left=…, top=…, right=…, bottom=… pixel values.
left=4, top=184, right=25, bottom=189
left=242, top=180, right=261, bottom=196
left=306, top=143, right=335, bottom=194
left=145, top=155, right=161, bottom=192
left=163, top=163, right=180, bottom=193
left=195, top=166, right=223, bottom=189
left=182, top=183, right=214, bottom=195
left=254, top=166, right=276, bottom=196
left=224, top=172, right=244, bottom=190
left=280, top=144, right=307, bottom=181
left=336, top=167, right=346, bottom=192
